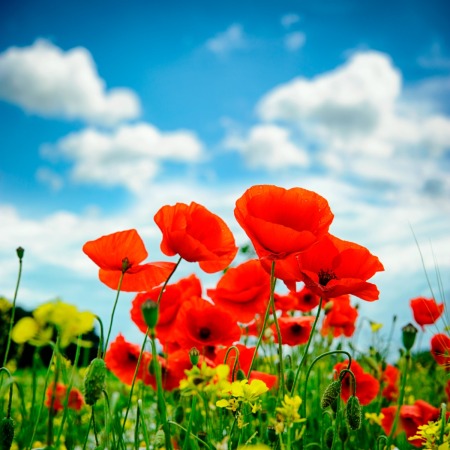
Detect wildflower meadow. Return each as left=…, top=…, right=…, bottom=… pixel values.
left=1, top=184, right=448, bottom=450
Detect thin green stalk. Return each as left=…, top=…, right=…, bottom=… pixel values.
left=95, top=315, right=105, bottom=358
left=150, top=330, right=172, bottom=450
left=386, top=350, right=410, bottom=448
left=121, top=257, right=182, bottom=431
left=103, top=270, right=125, bottom=355
left=183, top=395, right=198, bottom=450
left=2, top=247, right=24, bottom=367
left=168, top=421, right=211, bottom=449
left=291, top=297, right=324, bottom=395
left=137, top=399, right=151, bottom=450
left=0, top=367, right=13, bottom=418
left=247, top=264, right=277, bottom=378
left=47, top=337, right=61, bottom=447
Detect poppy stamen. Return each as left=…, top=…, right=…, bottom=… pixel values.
left=318, top=269, right=337, bottom=286
left=199, top=327, right=211, bottom=340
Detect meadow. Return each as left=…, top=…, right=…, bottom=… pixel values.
left=1, top=184, right=448, bottom=450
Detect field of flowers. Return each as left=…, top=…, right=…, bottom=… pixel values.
left=1, top=184, right=449, bottom=450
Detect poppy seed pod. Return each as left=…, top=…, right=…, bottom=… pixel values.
left=321, top=380, right=342, bottom=409
left=346, top=395, right=362, bottom=430
left=0, top=417, right=14, bottom=450
left=402, top=323, right=418, bottom=351
left=141, top=299, right=159, bottom=329
left=84, top=357, right=107, bottom=405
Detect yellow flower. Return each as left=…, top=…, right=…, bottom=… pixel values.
left=365, top=412, right=385, bottom=426
left=180, top=363, right=230, bottom=395
left=11, top=317, right=40, bottom=344
left=409, top=420, right=450, bottom=449
left=370, top=321, right=383, bottom=333
left=276, top=394, right=305, bottom=424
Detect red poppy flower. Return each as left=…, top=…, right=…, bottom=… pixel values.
left=334, top=360, right=379, bottom=406
left=250, top=371, right=278, bottom=390
left=272, top=316, right=315, bottom=346
left=290, top=286, right=321, bottom=313
left=381, top=400, right=440, bottom=447
left=321, top=295, right=358, bottom=338
left=273, top=293, right=298, bottom=313
left=410, top=297, right=444, bottom=330
left=105, top=334, right=152, bottom=385
left=381, top=364, right=399, bottom=402
left=171, top=297, right=241, bottom=351
left=430, top=333, right=450, bottom=367
left=207, top=260, right=271, bottom=323
left=45, top=383, right=84, bottom=412
left=292, top=234, right=384, bottom=301
left=83, top=229, right=176, bottom=291
left=154, top=202, right=238, bottom=273
left=214, top=344, right=256, bottom=376
left=130, top=274, right=202, bottom=342
left=234, top=185, right=334, bottom=260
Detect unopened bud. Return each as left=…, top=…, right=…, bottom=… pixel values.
left=324, top=426, right=334, bottom=448
left=321, top=380, right=341, bottom=409
left=84, top=357, right=107, bottom=405
left=0, top=417, right=14, bottom=450
left=189, top=347, right=200, bottom=366
left=285, top=368, right=295, bottom=392
left=402, top=323, right=418, bottom=351
left=346, top=395, right=362, bottom=430
left=174, top=404, right=184, bottom=424
left=16, top=247, right=24, bottom=260
left=141, top=300, right=159, bottom=329
left=236, top=369, right=247, bottom=381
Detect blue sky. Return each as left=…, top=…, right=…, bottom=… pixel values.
left=1, top=0, right=449, bottom=353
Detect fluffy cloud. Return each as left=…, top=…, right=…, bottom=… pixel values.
left=41, top=123, right=204, bottom=192
left=281, top=13, right=300, bottom=29
left=255, top=50, right=450, bottom=196
left=206, top=24, right=247, bottom=55
left=224, top=123, right=309, bottom=170
left=284, top=32, right=305, bottom=52
left=0, top=39, right=140, bottom=125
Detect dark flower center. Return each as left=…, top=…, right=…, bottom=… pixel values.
left=127, top=352, right=138, bottom=363
left=199, top=327, right=211, bottom=340
left=291, top=324, right=302, bottom=335
left=318, top=269, right=337, bottom=286
left=303, top=294, right=313, bottom=303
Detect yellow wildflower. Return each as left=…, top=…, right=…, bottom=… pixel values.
left=365, top=412, right=385, bottom=426
left=409, top=420, right=450, bottom=449
left=180, top=363, right=230, bottom=395
left=216, top=378, right=268, bottom=413
left=276, top=394, right=305, bottom=424
left=370, top=321, right=383, bottom=332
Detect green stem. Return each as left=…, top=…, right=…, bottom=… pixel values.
left=121, top=257, right=182, bottom=432
left=103, top=271, right=125, bottom=355
left=247, top=264, right=277, bottom=378
left=95, top=315, right=105, bottom=358
left=386, top=350, right=410, bottom=448
left=47, top=337, right=61, bottom=447
left=3, top=249, right=24, bottom=366
left=150, top=329, right=172, bottom=450
left=183, top=395, right=198, bottom=450
left=0, top=367, right=13, bottom=418
left=168, top=421, right=211, bottom=448
left=291, top=297, right=324, bottom=395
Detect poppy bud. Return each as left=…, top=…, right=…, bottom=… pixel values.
left=402, top=323, right=418, bottom=351
left=0, top=417, right=14, bottom=450
left=141, top=300, right=159, bottom=329
left=339, top=423, right=349, bottom=442
left=285, top=368, right=295, bottom=392
left=321, top=380, right=341, bottom=409
left=16, top=247, right=24, bottom=260
left=189, top=347, right=200, bottom=366
left=324, top=301, right=334, bottom=314
left=174, top=405, right=184, bottom=424
left=324, top=426, right=334, bottom=448
left=236, top=369, right=247, bottom=381
left=84, top=357, right=107, bottom=405
left=346, top=395, right=362, bottom=430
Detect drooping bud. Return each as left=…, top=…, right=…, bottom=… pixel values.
left=321, top=380, right=341, bottom=409
left=16, top=247, right=24, bottom=260
left=84, top=357, right=107, bottom=405
left=187, top=347, right=199, bottom=366
left=174, top=404, right=184, bottom=424
left=236, top=369, right=247, bottom=381
left=285, top=368, right=295, bottom=392
left=141, top=300, right=159, bottom=329
left=324, top=426, right=334, bottom=448
left=0, top=417, right=14, bottom=450
left=402, top=323, right=418, bottom=351
left=346, top=395, right=362, bottom=430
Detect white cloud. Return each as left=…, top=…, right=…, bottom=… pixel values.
left=224, top=123, right=309, bottom=170
left=281, top=13, right=300, bottom=29
left=284, top=32, right=305, bottom=52
left=206, top=24, right=247, bottom=55
left=0, top=39, right=140, bottom=126
left=41, top=123, right=204, bottom=192
left=35, top=167, right=64, bottom=191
